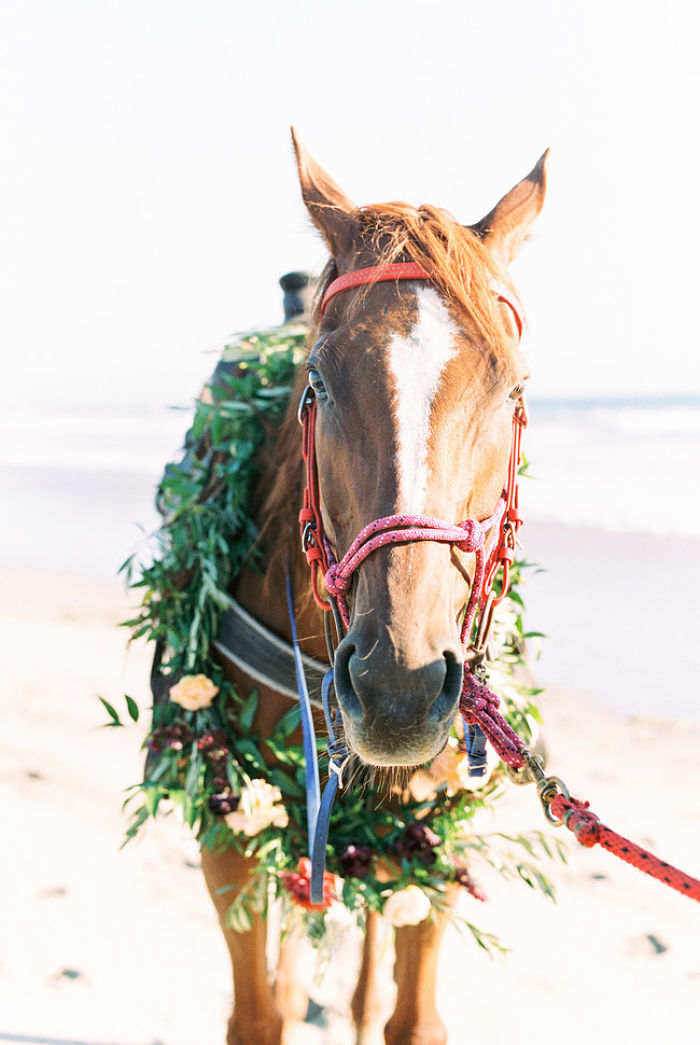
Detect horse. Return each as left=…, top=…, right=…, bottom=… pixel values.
left=199, top=129, right=547, bottom=1045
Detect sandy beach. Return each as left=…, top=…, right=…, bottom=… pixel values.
left=2, top=518, right=699, bottom=1045
left=4, top=0, right=700, bottom=1040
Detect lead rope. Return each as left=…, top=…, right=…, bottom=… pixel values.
left=470, top=702, right=700, bottom=903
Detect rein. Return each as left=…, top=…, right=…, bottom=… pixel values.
left=292, top=262, right=700, bottom=906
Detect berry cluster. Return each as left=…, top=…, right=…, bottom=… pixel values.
left=393, top=822, right=442, bottom=866
left=145, top=722, right=193, bottom=753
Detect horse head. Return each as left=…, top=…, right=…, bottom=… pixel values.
left=292, top=130, right=547, bottom=768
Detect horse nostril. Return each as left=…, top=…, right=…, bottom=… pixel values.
left=332, top=639, right=361, bottom=719
left=444, top=649, right=463, bottom=698
left=427, top=649, right=463, bottom=724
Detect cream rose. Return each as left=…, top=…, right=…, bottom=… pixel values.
left=429, top=742, right=494, bottom=793
left=407, top=769, right=438, bottom=803
left=169, top=674, right=219, bottom=711
left=224, top=779, right=289, bottom=837
left=383, top=885, right=431, bottom=927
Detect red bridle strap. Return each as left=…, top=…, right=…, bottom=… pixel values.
left=298, top=389, right=331, bottom=610
left=320, top=263, right=430, bottom=315
left=300, top=259, right=528, bottom=652
left=320, top=262, right=524, bottom=338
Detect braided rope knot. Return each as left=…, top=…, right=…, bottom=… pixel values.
left=455, top=518, right=483, bottom=554
left=460, top=687, right=499, bottom=721
left=459, top=666, right=525, bottom=769
left=324, top=563, right=348, bottom=598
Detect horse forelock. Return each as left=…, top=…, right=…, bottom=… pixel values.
left=311, top=200, right=518, bottom=351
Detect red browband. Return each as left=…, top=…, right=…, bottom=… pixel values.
left=320, top=262, right=524, bottom=338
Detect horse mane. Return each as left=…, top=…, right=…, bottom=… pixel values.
left=254, top=201, right=517, bottom=600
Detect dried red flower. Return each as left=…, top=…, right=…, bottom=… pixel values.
left=453, top=863, right=487, bottom=902
left=339, top=843, right=373, bottom=879
left=147, top=722, right=193, bottom=753
left=208, top=791, right=240, bottom=816
left=279, top=857, right=336, bottom=910
left=394, top=821, right=442, bottom=865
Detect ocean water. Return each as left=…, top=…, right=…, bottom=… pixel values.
left=0, top=403, right=190, bottom=476
left=0, top=404, right=190, bottom=578
left=1, top=396, right=699, bottom=577
left=520, top=396, right=700, bottom=539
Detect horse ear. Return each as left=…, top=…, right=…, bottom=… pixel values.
left=291, top=128, right=358, bottom=261
left=469, top=150, right=549, bottom=268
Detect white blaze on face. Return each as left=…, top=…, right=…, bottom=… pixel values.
left=388, top=286, right=459, bottom=512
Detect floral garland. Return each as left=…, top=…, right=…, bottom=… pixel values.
left=113, top=322, right=565, bottom=956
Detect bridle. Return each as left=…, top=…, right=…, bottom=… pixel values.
left=291, top=263, right=700, bottom=910
left=290, top=257, right=700, bottom=911
left=298, top=261, right=528, bottom=665
left=293, top=261, right=529, bottom=902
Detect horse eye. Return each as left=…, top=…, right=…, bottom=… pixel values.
left=308, top=368, right=328, bottom=401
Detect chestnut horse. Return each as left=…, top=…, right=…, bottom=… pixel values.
left=201, top=131, right=547, bottom=1045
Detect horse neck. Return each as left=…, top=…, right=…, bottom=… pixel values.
left=232, top=369, right=327, bottom=663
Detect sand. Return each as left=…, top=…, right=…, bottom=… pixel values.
left=1, top=529, right=699, bottom=1045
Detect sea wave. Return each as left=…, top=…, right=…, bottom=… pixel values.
left=0, top=405, right=191, bottom=475
left=523, top=397, right=700, bottom=538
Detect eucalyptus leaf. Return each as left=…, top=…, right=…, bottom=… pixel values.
left=124, top=694, right=140, bottom=722
left=238, top=689, right=259, bottom=733
left=268, top=767, right=304, bottom=798
left=98, top=696, right=122, bottom=727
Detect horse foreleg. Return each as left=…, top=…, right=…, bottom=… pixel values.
left=201, top=845, right=283, bottom=1045
left=383, top=888, right=457, bottom=1045
left=351, top=909, right=387, bottom=1045
left=273, top=918, right=308, bottom=1024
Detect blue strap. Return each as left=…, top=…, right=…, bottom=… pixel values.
left=308, top=667, right=350, bottom=903
left=285, top=576, right=349, bottom=905
left=465, top=722, right=488, bottom=776
left=310, top=766, right=340, bottom=903
left=285, top=576, right=320, bottom=848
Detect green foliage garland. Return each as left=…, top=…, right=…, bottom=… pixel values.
left=116, top=321, right=564, bottom=956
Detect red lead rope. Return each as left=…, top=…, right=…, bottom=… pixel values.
left=549, top=793, right=700, bottom=902
left=460, top=677, right=700, bottom=903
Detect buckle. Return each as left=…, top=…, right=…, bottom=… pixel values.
left=297, top=385, right=315, bottom=424
left=329, top=752, right=352, bottom=790
left=301, top=521, right=317, bottom=551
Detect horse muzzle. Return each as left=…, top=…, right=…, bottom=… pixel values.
left=332, top=632, right=463, bottom=766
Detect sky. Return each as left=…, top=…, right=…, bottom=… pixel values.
left=2, top=0, right=699, bottom=409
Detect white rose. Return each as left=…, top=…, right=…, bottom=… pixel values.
left=169, top=674, right=219, bottom=711
left=383, top=885, right=431, bottom=927
left=224, top=778, right=288, bottom=837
